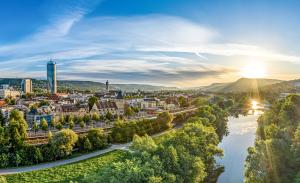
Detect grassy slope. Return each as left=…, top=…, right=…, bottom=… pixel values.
left=5, top=150, right=127, bottom=183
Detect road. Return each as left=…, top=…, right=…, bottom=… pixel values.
left=0, top=125, right=179, bottom=175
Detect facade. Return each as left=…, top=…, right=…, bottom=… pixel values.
left=92, top=100, right=119, bottom=115
left=47, top=60, right=57, bottom=94
left=141, top=98, right=158, bottom=110
left=26, top=109, right=53, bottom=126
left=21, top=79, right=32, bottom=94
left=0, top=89, right=20, bottom=99
left=55, top=104, right=87, bottom=117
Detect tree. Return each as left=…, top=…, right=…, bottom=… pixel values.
left=86, top=128, right=108, bottom=150
left=39, top=100, right=49, bottom=107
left=8, top=110, right=28, bottom=149
left=178, top=96, right=189, bottom=108
left=83, top=113, right=91, bottom=124
left=32, top=122, right=39, bottom=134
left=83, top=137, right=92, bottom=152
left=92, top=113, right=100, bottom=121
left=60, top=115, right=65, bottom=125
left=0, top=112, right=5, bottom=127
left=40, top=118, right=48, bottom=132
left=56, top=123, right=63, bottom=130
left=79, top=121, right=85, bottom=129
left=69, top=120, right=74, bottom=129
left=105, top=111, right=113, bottom=121
left=88, top=96, right=98, bottom=110
left=156, top=112, right=173, bottom=130
left=124, top=105, right=134, bottom=117
left=33, top=147, right=43, bottom=164
left=130, top=134, right=157, bottom=153
left=50, top=118, right=56, bottom=129
left=50, top=129, right=78, bottom=158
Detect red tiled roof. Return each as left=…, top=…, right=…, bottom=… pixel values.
left=0, top=100, right=6, bottom=107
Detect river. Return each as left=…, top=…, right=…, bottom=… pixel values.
left=217, top=110, right=262, bottom=183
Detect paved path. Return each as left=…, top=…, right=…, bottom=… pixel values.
left=0, top=143, right=130, bottom=175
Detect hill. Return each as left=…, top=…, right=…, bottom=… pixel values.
left=0, top=78, right=177, bottom=92
left=260, top=79, right=300, bottom=94
left=203, top=78, right=282, bottom=93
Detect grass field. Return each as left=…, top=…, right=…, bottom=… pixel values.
left=5, top=150, right=127, bottom=183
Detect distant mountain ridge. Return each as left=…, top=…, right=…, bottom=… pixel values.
left=203, top=78, right=282, bottom=93
left=0, top=78, right=177, bottom=92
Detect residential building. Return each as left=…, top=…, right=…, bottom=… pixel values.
left=91, top=100, right=119, bottom=116
left=26, top=109, right=53, bottom=126
left=55, top=104, right=87, bottom=117
left=141, top=98, right=158, bottom=110
left=21, top=78, right=32, bottom=94
left=0, top=88, right=20, bottom=99
left=47, top=60, right=57, bottom=94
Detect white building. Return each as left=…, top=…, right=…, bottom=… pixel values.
left=0, top=89, right=20, bottom=99
left=141, top=98, right=159, bottom=110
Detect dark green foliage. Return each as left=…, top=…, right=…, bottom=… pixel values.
left=196, top=104, right=229, bottom=141
left=84, top=118, right=222, bottom=183
left=0, top=112, right=5, bottom=127
left=111, top=112, right=173, bottom=143
left=245, top=94, right=300, bottom=183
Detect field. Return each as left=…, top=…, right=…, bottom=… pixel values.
left=5, top=150, right=127, bottom=183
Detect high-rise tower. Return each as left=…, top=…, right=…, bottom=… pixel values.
left=21, top=79, right=32, bottom=94
left=106, top=80, right=109, bottom=93
left=47, top=60, right=57, bottom=94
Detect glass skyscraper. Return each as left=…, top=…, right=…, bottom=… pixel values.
left=47, top=60, right=57, bottom=94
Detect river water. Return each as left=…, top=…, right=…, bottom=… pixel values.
left=217, top=110, right=262, bottom=183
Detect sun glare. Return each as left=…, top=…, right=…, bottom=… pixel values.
left=251, top=100, right=258, bottom=110
left=241, top=63, right=266, bottom=78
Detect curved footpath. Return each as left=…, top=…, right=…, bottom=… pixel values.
left=0, top=125, right=177, bottom=175
left=0, top=143, right=130, bottom=175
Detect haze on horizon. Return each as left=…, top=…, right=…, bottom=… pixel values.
left=0, top=0, right=300, bottom=87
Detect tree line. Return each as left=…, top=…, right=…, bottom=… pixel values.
left=245, top=94, right=300, bottom=183
left=0, top=110, right=108, bottom=168
left=82, top=117, right=224, bottom=183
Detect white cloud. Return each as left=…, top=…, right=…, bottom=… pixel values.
left=0, top=14, right=299, bottom=86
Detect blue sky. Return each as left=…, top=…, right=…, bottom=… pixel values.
left=1, top=0, right=300, bottom=86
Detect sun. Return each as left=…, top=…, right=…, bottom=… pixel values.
left=240, top=62, right=266, bottom=78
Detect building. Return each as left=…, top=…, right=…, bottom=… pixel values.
left=91, top=100, right=120, bottom=116
left=21, top=79, right=32, bottom=94
left=55, top=104, right=87, bottom=117
left=26, top=109, right=53, bottom=126
left=141, top=98, right=158, bottom=110
left=0, top=85, right=9, bottom=90
left=106, top=80, right=109, bottom=93
left=47, top=60, right=57, bottom=94
left=0, top=88, right=20, bottom=99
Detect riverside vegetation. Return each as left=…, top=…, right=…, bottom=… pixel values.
left=245, top=94, right=300, bottom=183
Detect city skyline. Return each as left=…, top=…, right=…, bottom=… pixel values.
left=1, top=0, right=300, bottom=87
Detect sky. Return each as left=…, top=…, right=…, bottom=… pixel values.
left=1, top=0, right=300, bottom=87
